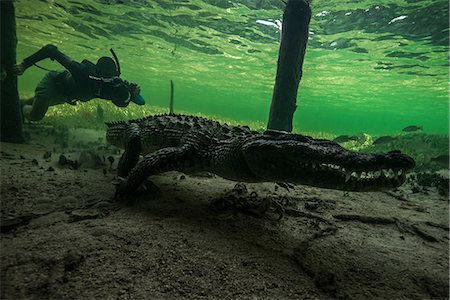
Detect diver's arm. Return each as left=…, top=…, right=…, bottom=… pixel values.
left=18, top=44, right=82, bottom=76
left=104, top=80, right=144, bottom=107
left=125, top=81, right=145, bottom=105
left=127, top=81, right=141, bottom=100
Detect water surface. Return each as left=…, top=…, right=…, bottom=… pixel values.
left=15, top=0, right=449, bottom=134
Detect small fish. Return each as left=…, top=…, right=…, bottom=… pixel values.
left=373, top=136, right=396, bottom=145
left=333, top=135, right=359, bottom=143
left=430, top=155, right=449, bottom=167
left=402, top=125, right=422, bottom=132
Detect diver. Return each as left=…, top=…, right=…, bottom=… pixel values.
left=12, top=44, right=145, bottom=121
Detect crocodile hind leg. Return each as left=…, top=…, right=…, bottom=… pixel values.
left=115, top=145, right=198, bottom=198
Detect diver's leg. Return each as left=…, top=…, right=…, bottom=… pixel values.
left=22, top=97, right=34, bottom=105
left=19, top=97, right=35, bottom=122
left=23, top=71, right=63, bottom=121
left=23, top=96, right=50, bottom=121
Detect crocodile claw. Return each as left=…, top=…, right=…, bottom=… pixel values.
left=112, top=176, right=127, bottom=199
left=112, top=177, right=160, bottom=200
left=141, top=179, right=160, bottom=193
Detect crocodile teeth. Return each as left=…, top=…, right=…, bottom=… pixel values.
left=388, top=169, right=395, bottom=178
left=303, top=163, right=406, bottom=182
left=345, top=174, right=351, bottom=182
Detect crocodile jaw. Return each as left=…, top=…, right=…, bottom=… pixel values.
left=266, top=164, right=408, bottom=192
left=242, top=138, right=415, bottom=192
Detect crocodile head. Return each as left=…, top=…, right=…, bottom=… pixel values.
left=242, top=132, right=415, bottom=191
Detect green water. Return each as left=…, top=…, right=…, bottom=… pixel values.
left=15, top=0, right=449, bottom=135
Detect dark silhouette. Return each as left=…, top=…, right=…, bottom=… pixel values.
left=13, top=45, right=145, bottom=121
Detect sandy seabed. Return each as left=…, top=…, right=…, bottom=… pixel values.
left=1, top=125, right=449, bottom=299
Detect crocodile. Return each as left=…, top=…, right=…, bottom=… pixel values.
left=106, top=114, right=415, bottom=196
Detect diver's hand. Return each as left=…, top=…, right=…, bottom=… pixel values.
left=11, top=62, right=26, bottom=76
left=130, top=83, right=141, bottom=98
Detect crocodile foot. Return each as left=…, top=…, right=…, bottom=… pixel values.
left=113, top=177, right=160, bottom=199
left=112, top=176, right=128, bottom=199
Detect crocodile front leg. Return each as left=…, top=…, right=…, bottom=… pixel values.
left=117, top=123, right=141, bottom=177
left=115, top=145, right=199, bottom=197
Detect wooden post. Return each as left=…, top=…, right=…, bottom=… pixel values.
left=267, top=0, right=311, bottom=132
left=1, top=0, right=24, bottom=143
left=169, top=79, right=174, bottom=114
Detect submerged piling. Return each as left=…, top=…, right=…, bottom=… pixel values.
left=0, top=1, right=24, bottom=142
left=267, top=0, right=311, bottom=132
left=169, top=80, right=174, bottom=114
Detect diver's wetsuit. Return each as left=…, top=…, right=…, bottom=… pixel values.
left=22, top=44, right=136, bottom=120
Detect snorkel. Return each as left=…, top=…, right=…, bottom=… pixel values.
left=110, top=48, right=145, bottom=105
left=109, top=48, right=121, bottom=75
